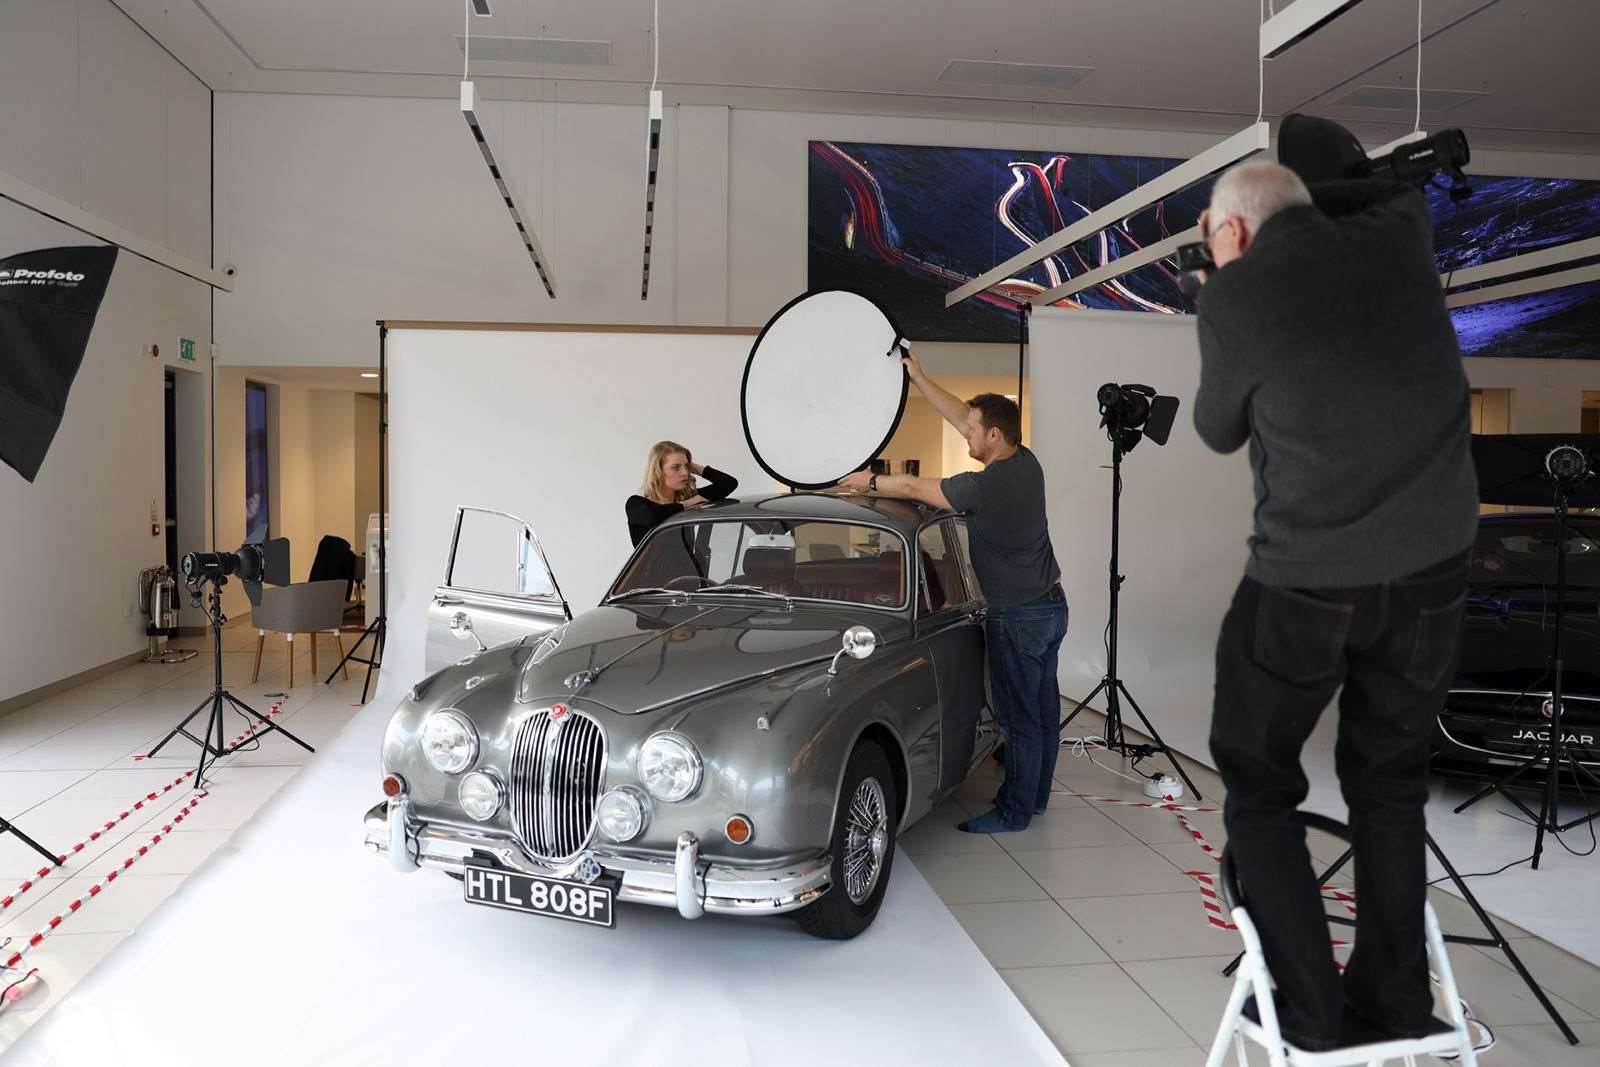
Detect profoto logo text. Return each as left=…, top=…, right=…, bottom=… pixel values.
left=0, top=267, right=89, bottom=286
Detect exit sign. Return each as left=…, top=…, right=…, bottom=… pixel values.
left=179, top=337, right=196, bottom=362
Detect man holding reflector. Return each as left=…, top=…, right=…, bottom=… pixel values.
left=840, top=349, right=1066, bottom=834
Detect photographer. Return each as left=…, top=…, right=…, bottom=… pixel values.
left=1193, top=160, right=1477, bottom=1050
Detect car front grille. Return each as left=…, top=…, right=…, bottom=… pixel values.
left=509, top=706, right=606, bottom=862
left=1440, top=689, right=1600, bottom=767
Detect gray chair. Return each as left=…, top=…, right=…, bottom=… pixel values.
left=251, top=579, right=349, bottom=687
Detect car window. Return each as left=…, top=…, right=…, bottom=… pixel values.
left=448, top=507, right=557, bottom=599
left=950, top=518, right=982, bottom=602
left=917, top=524, right=966, bottom=614
left=613, top=520, right=907, bottom=609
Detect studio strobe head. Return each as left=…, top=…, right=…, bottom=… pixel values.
left=1545, top=444, right=1590, bottom=489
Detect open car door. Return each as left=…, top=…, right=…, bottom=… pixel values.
left=424, top=506, right=571, bottom=672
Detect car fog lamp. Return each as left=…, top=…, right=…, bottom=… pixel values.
left=459, top=771, right=503, bottom=821
left=637, top=732, right=703, bottom=802
left=597, top=788, right=648, bottom=842
left=724, top=815, right=754, bottom=845
left=421, top=711, right=478, bottom=774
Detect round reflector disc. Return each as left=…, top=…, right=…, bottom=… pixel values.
left=741, top=289, right=907, bottom=489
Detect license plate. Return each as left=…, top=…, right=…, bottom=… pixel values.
left=462, top=863, right=616, bottom=928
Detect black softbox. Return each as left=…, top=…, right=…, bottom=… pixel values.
left=0, top=245, right=119, bottom=482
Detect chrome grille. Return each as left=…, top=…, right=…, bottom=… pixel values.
left=509, top=707, right=606, bottom=862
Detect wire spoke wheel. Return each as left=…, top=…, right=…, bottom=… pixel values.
left=843, top=776, right=888, bottom=904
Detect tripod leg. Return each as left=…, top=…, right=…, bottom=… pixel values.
left=1425, top=833, right=1578, bottom=1044
left=1557, top=756, right=1600, bottom=832
left=145, top=692, right=216, bottom=758
left=222, top=692, right=315, bottom=753
left=1451, top=752, right=1540, bottom=814
left=1060, top=678, right=1110, bottom=731
left=0, top=817, right=64, bottom=867
left=325, top=619, right=375, bottom=686
left=1118, top=681, right=1204, bottom=801
left=360, top=620, right=385, bottom=705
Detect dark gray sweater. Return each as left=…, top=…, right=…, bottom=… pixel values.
left=1194, top=179, right=1479, bottom=588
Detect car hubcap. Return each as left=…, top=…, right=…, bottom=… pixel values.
left=844, top=776, right=888, bottom=904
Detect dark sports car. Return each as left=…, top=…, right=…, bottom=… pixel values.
left=1432, top=513, right=1600, bottom=785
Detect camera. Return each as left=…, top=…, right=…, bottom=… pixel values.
left=1174, top=114, right=1473, bottom=296
left=180, top=536, right=289, bottom=606
left=1098, top=383, right=1179, bottom=453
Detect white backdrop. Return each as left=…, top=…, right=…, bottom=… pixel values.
left=1030, top=308, right=1255, bottom=768
left=379, top=325, right=780, bottom=700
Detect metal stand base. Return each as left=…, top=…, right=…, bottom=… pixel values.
left=0, top=814, right=61, bottom=868
left=325, top=617, right=384, bottom=704
left=1218, top=831, right=1579, bottom=1046
left=146, top=583, right=315, bottom=785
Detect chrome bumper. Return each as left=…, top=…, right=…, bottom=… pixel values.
left=363, top=800, right=830, bottom=918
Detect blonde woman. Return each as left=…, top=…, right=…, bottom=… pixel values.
left=626, top=441, right=739, bottom=546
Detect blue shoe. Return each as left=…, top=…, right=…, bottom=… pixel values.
left=992, top=792, right=1048, bottom=815
left=958, top=808, right=1026, bottom=834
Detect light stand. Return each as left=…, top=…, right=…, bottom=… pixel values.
left=1452, top=437, right=1600, bottom=868
left=326, top=323, right=387, bottom=701
left=146, top=576, right=314, bottom=784
left=1060, top=426, right=1202, bottom=800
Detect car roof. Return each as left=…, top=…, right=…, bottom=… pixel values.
left=655, top=491, right=951, bottom=536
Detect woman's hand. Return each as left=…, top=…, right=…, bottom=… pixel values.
left=689, top=462, right=705, bottom=476
left=680, top=495, right=709, bottom=509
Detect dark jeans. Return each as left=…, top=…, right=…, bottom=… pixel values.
left=1210, top=552, right=1468, bottom=1044
left=987, top=588, right=1069, bottom=829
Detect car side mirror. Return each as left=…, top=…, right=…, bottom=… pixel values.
left=828, top=625, right=877, bottom=676
left=450, top=611, right=488, bottom=652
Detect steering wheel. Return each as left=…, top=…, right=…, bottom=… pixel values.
left=665, top=574, right=712, bottom=591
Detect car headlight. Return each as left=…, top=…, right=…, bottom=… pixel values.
left=421, top=710, right=478, bottom=774
left=458, top=770, right=503, bottom=821
left=596, top=787, right=648, bottom=842
left=637, top=732, right=702, bottom=802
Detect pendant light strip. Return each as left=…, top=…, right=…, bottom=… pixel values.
left=461, top=80, right=556, bottom=298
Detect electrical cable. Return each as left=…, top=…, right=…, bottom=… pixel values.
left=650, top=0, right=660, bottom=92
left=463, top=0, right=470, bottom=81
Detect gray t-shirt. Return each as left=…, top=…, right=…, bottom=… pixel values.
left=941, top=447, right=1061, bottom=608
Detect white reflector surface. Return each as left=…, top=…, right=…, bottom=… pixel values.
left=741, top=290, right=907, bottom=489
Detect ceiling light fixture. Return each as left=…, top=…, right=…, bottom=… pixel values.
left=470, top=0, right=491, bottom=16
left=360, top=372, right=379, bottom=379
left=639, top=0, right=662, bottom=300
left=460, top=2, right=556, bottom=298
left=1260, top=0, right=1370, bottom=59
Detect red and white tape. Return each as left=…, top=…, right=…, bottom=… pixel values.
left=2, top=790, right=208, bottom=970
left=1, top=770, right=194, bottom=914
left=1054, top=789, right=1219, bottom=814
left=133, top=698, right=285, bottom=762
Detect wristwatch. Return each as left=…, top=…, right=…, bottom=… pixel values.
left=868, top=474, right=879, bottom=493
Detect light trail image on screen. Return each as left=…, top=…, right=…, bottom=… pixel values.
left=809, top=140, right=1600, bottom=357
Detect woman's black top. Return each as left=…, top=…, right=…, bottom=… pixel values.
left=625, top=466, right=739, bottom=546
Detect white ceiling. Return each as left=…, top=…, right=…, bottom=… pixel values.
left=116, top=0, right=1598, bottom=153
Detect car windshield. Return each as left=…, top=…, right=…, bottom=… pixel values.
left=611, top=519, right=907, bottom=609
left=1470, top=519, right=1600, bottom=591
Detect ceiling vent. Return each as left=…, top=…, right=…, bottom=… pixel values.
left=453, top=36, right=611, bottom=66
left=937, top=60, right=1093, bottom=91
left=1334, top=85, right=1486, bottom=112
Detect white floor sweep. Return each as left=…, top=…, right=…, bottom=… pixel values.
left=2, top=695, right=1067, bottom=1067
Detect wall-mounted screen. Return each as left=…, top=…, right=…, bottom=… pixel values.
left=809, top=140, right=1600, bottom=358
left=807, top=140, right=1209, bottom=343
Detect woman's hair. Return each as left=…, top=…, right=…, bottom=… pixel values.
left=640, top=440, right=694, bottom=502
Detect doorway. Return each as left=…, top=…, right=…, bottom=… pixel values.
left=164, top=371, right=179, bottom=572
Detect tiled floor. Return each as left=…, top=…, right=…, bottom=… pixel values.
left=2, top=640, right=1598, bottom=1065
left=0, top=624, right=370, bottom=1054
left=902, top=726, right=1600, bottom=1064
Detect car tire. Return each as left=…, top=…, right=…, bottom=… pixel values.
left=794, top=741, right=898, bottom=940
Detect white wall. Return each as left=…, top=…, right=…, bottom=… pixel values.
left=0, top=0, right=212, bottom=703
left=1031, top=310, right=1253, bottom=766
left=353, top=393, right=382, bottom=552
left=312, top=390, right=357, bottom=549
left=380, top=326, right=776, bottom=697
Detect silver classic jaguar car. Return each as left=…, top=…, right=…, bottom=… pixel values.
left=365, top=493, right=997, bottom=939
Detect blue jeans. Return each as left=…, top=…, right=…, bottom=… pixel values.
left=986, top=588, right=1069, bottom=829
